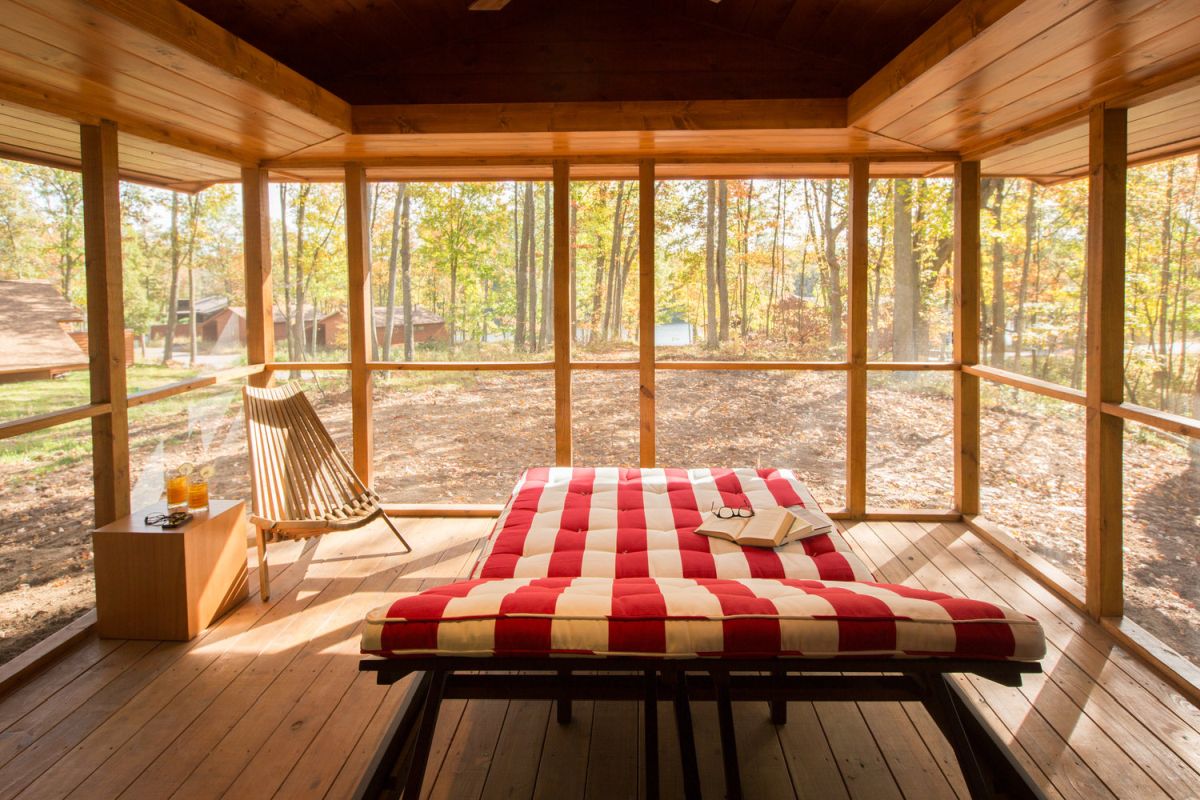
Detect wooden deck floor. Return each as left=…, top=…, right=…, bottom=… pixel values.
left=0, top=517, right=1198, bottom=800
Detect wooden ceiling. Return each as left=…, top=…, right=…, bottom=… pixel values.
left=0, top=0, right=1196, bottom=188
left=174, top=0, right=959, bottom=105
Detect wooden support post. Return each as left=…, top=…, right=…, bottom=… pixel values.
left=80, top=120, right=129, bottom=527
left=953, top=161, right=981, bottom=516
left=553, top=160, right=572, bottom=465
left=846, top=158, right=869, bottom=516
left=639, top=159, right=656, bottom=468
left=344, top=163, right=374, bottom=486
left=1086, top=105, right=1126, bottom=619
left=241, top=166, right=274, bottom=388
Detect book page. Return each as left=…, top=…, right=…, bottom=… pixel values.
left=735, top=507, right=795, bottom=547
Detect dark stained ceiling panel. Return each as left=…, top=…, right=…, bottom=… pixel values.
left=175, top=0, right=959, bottom=104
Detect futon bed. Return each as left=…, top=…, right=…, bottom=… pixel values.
left=357, top=468, right=1046, bottom=800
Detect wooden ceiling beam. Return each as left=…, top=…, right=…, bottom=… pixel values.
left=848, top=0, right=1028, bottom=128
left=468, top=0, right=511, bottom=9
left=74, top=0, right=351, bottom=134
left=352, top=99, right=847, bottom=135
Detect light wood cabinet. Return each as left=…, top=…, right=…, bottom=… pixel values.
left=92, top=500, right=249, bottom=640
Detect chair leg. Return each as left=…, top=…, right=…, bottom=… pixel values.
left=644, top=670, right=659, bottom=800
left=381, top=513, right=414, bottom=554
left=255, top=526, right=270, bottom=601
left=711, top=670, right=743, bottom=800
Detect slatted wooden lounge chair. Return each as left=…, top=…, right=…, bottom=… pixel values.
left=358, top=468, right=1047, bottom=800
left=243, top=382, right=411, bottom=600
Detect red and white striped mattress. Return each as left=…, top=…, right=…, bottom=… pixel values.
left=360, top=467, right=1046, bottom=663
left=472, top=467, right=872, bottom=582
left=361, top=576, right=1046, bottom=662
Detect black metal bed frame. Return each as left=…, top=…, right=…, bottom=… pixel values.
left=354, top=656, right=1045, bottom=800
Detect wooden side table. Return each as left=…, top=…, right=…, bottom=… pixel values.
left=92, top=499, right=249, bottom=640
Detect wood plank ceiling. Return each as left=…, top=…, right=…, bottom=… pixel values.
left=0, top=0, right=1195, bottom=187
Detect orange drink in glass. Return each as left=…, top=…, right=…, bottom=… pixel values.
left=187, top=480, right=209, bottom=513
left=166, top=474, right=189, bottom=511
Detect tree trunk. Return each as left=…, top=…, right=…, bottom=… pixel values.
left=984, top=178, right=1007, bottom=366
left=590, top=235, right=605, bottom=342
left=716, top=180, right=730, bottom=342
left=382, top=184, right=405, bottom=361
left=892, top=179, right=917, bottom=361
left=540, top=181, right=552, bottom=348
left=739, top=183, right=753, bottom=338
left=570, top=202, right=578, bottom=345
left=449, top=185, right=460, bottom=353
left=162, top=192, right=181, bottom=364
left=818, top=182, right=844, bottom=348
left=525, top=181, right=537, bottom=351
left=1013, top=183, right=1036, bottom=372
left=185, top=195, right=200, bottom=367
left=1158, top=163, right=1177, bottom=406
left=292, top=186, right=309, bottom=360
left=705, top=180, right=718, bottom=349
left=514, top=181, right=527, bottom=350
left=766, top=181, right=782, bottom=337
left=279, top=185, right=294, bottom=363
left=401, top=191, right=414, bottom=361
left=603, top=182, right=626, bottom=341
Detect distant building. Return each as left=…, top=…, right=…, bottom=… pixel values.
left=371, top=306, right=447, bottom=346
left=0, top=279, right=88, bottom=383
left=152, top=297, right=352, bottom=350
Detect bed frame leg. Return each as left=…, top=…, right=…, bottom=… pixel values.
left=672, top=672, right=701, bottom=799
left=711, top=670, right=743, bottom=800
left=402, top=669, right=447, bottom=800
left=644, top=670, right=659, bottom=799
left=920, top=674, right=995, bottom=800
left=557, top=670, right=572, bottom=724
left=770, top=666, right=787, bottom=725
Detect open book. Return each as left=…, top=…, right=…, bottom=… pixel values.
left=695, top=506, right=834, bottom=548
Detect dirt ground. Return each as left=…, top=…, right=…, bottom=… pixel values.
left=1, top=370, right=1195, bottom=666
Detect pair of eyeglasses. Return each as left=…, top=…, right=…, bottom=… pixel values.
left=145, top=511, right=193, bottom=529
left=710, top=502, right=754, bottom=519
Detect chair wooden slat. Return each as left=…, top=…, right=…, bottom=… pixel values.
left=242, top=382, right=410, bottom=598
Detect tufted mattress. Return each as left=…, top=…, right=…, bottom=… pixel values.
left=361, top=467, right=1045, bottom=662
left=471, top=467, right=873, bottom=582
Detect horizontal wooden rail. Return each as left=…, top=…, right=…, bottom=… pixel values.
left=655, top=360, right=850, bottom=371
left=1101, top=401, right=1200, bottom=440
left=368, top=361, right=555, bottom=371
left=1099, top=616, right=1200, bottom=707
left=0, top=402, right=112, bottom=441
left=383, top=503, right=504, bottom=518
left=827, top=508, right=961, bottom=522
left=964, top=364, right=1086, bottom=405
left=267, top=361, right=352, bottom=371
left=126, top=364, right=266, bottom=409
left=865, top=361, right=958, bottom=371
left=570, top=360, right=639, bottom=370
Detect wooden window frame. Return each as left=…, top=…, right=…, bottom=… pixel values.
left=6, top=140, right=1200, bottom=701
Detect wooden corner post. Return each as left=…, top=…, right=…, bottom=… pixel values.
left=1086, top=106, right=1126, bottom=619
left=847, top=158, right=869, bottom=516
left=81, top=120, right=130, bottom=527
left=241, top=166, right=274, bottom=387
left=345, top=163, right=374, bottom=486
left=553, top=160, right=572, bottom=465
left=953, top=161, right=982, bottom=516
left=639, top=159, right=656, bottom=468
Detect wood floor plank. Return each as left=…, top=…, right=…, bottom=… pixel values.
left=171, top=520, right=480, bottom=799
left=478, top=696, right=551, bottom=800
left=19, top=533, right=353, bottom=799
left=583, top=699, right=638, bottom=800
left=814, top=700, right=903, bottom=800
left=776, top=701, right=851, bottom=800
left=839, top=522, right=1068, bottom=800
left=730, top=700, right=797, bottom=800
left=937, top=523, right=1200, bottom=756
left=896, top=522, right=1200, bottom=799
left=857, top=700, right=958, bottom=800
left=318, top=530, right=493, bottom=800
left=532, top=699, right=593, bottom=800
left=427, top=699, right=510, bottom=800
left=1, top=517, right=1194, bottom=800
left=0, top=636, right=122, bottom=733
left=110, top=529, right=399, bottom=799
left=862, top=521, right=1163, bottom=800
